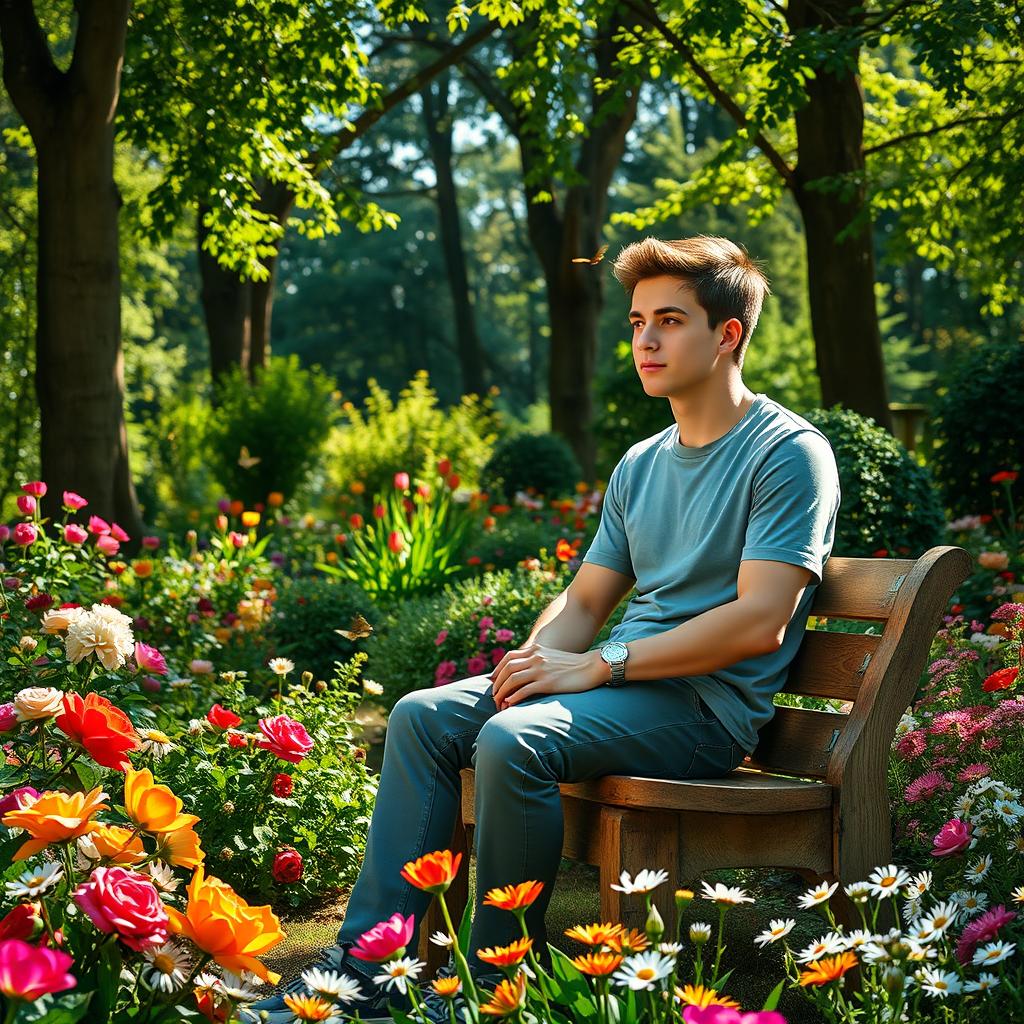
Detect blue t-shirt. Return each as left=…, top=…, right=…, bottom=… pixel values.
left=581, top=393, right=841, bottom=753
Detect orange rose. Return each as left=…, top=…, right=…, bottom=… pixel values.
left=156, top=826, right=205, bottom=869
left=55, top=693, right=139, bottom=772
left=2, top=787, right=108, bottom=861
left=166, top=867, right=284, bottom=982
left=88, top=824, right=146, bottom=864
left=124, top=768, right=200, bottom=834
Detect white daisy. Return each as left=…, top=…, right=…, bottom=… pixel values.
left=5, top=861, right=63, bottom=898
left=142, top=860, right=181, bottom=894
left=843, top=881, right=873, bottom=903
left=868, top=865, right=911, bottom=897
left=845, top=929, right=874, bottom=949
left=905, top=871, right=932, bottom=899
left=795, top=934, right=846, bottom=964
left=1012, top=885, right=1024, bottom=903
left=992, top=800, right=1024, bottom=824
left=428, top=930, right=454, bottom=948
left=964, top=972, right=1001, bottom=992
left=1011, top=835, right=1024, bottom=855
left=918, top=967, right=962, bottom=998
left=753, top=919, right=795, bottom=947
left=969, top=778, right=1000, bottom=797
left=610, top=951, right=675, bottom=991
left=139, top=727, right=175, bottom=759
left=657, top=942, right=683, bottom=955
left=798, top=881, right=838, bottom=909
left=301, top=969, right=365, bottom=1002
left=955, top=890, right=989, bottom=917
left=688, top=922, right=712, bottom=943
left=972, top=941, right=1016, bottom=967
left=894, top=713, right=917, bottom=738
left=994, top=784, right=1021, bottom=802
left=902, top=898, right=922, bottom=924
left=914, top=901, right=960, bottom=941
left=904, top=940, right=939, bottom=961
left=859, top=941, right=893, bottom=965
left=700, top=881, right=754, bottom=905
left=219, top=971, right=263, bottom=1002
left=964, top=854, right=993, bottom=884
left=372, top=957, right=424, bottom=995
left=954, top=794, right=975, bottom=818
left=142, top=942, right=192, bottom=993
left=268, top=657, right=295, bottom=676
left=611, top=869, right=670, bottom=894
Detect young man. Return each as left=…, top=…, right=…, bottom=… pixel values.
left=246, top=235, right=841, bottom=1022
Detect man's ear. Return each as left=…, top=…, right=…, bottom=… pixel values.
left=719, top=317, right=744, bottom=353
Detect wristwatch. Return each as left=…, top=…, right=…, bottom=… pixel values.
left=600, top=641, right=629, bottom=687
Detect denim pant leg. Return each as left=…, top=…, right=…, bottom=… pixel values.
left=468, top=676, right=745, bottom=970
left=336, top=676, right=499, bottom=953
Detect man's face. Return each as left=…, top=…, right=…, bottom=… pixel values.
left=628, top=275, right=740, bottom=398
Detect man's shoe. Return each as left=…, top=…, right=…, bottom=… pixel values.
left=239, top=944, right=406, bottom=1023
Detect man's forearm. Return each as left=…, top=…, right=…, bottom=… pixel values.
left=525, top=590, right=601, bottom=653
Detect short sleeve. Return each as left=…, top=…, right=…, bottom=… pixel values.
left=581, top=459, right=635, bottom=579
left=741, top=431, right=840, bottom=586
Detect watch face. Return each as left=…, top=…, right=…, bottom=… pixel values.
left=602, top=642, right=628, bottom=664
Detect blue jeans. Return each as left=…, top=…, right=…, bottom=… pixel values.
left=336, top=673, right=745, bottom=973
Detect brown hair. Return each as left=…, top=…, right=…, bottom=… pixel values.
left=612, top=235, right=771, bottom=367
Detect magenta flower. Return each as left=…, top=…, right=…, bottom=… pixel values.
left=495, top=628, right=515, bottom=643
left=904, top=771, right=948, bottom=804
left=73, top=867, right=169, bottom=952
left=0, top=938, right=75, bottom=1000
left=87, top=515, right=110, bottom=536
left=96, top=535, right=120, bottom=556
left=490, top=647, right=507, bottom=666
left=930, top=818, right=972, bottom=858
left=956, top=905, right=1017, bottom=964
left=141, top=536, right=161, bottom=550
left=19, top=481, right=47, bottom=498
left=12, top=523, right=37, bottom=547
left=62, top=491, right=88, bottom=511
left=434, top=629, right=449, bottom=646
left=110, top=522, right=130, bottom=543
left=0, top=527, right=9, bottom=543
left=350, top=913, right=414, bottom=963
left=134, top=642, right=168, bottom=677
left=64, top=524, right=88, bottom=545
left=478, top=616, right=494, bottom=630
left=229, top=531, right=247, bottom=548
left=0, top=786, right=39, bottom=816
left=467, top=655, right=488, bottom=675
left=434, top=660, right=457, bottom=686
left=0, top=705, right=18, bottom=734
left=957, top=763, right=991, bottom=783
left=16, top=496, right=36, bottom=517
left=257, top=714, right=314, bottom=764
left=394, top=472, right=410, bottom=490
left=683, top=1008, right=786, bottom=1024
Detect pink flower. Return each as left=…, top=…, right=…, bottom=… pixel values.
left=495, top=628, right=515, bottom=643
left=62, top=491, right=87, bottom=511
left=895, top=729, right=927, bottom=759
left=0, top=938, right=75, bottom=1000
left=190, top=659, right=214, bottom=675
left=73, top=866, right=169, bottom=952
left=481, top=595, right=493, bottom=606
left=350, top=913, right=414, bottom=963
left=394, top=472, right=410, bottom=490
left=930, top=818, right=972, bottom=858
left=96, top=535, right=120, bottom=556
left=956, top=905, right=1017, bottom=964
left=956, top=763, right=991, bottom=783
left=387, top=531, right=405, bottom=555
left=478, top=616, right=494, bottom=631
left=490, top=647, right=507, bottom=666
left=19, top=481, right=46, bottom=498
left=64, top=524, right=88, bottom=545
left=110, top=522, right=130, bottom=543
left=257, top=714, right=314, bottom=764
left=88, top=515, right=110, bottom=536
left=0, top=705, right=18, bottom=734
left=141, top=536, right=161, bottom=550
left=683, top=1008, right=786, bottom=1024
left=0, top=787, right=40, bottom=816
left=434, top=630, right=449, bottom=646
left=229, top=531, right=247, bottom=548
left=981, top=736, right=1003, bottom=751
left=991, top=602, right=1024, bottom=623
left=0, top=527, right=9, bottom=543
left=904, top=771, right=948, bottom=804
left=434, top=660, right=457, bottom=686
left=467, top=655, right=488, bottom=675
left=16, top=496, right=36, bottom=516
left=134, top=643, right=168, bottom=677
left=12, top=523, right=37, bottom=547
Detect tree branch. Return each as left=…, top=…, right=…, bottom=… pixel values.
left=864, top=107, right=1024, bottom=156
left=0, top=0, right=62, bottom=133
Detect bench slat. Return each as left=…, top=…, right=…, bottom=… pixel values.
left=747, top=706, right=847, bottom=778
left=783, top=630, right=881, bottom=702
left=811, top=556, right=913, bottom=621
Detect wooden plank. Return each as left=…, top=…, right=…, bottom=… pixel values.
left=747, top=706, right=848, bottom=778
left=811, top=556, right=914, bottom=621
left=783, top=630, right=881, bottom=701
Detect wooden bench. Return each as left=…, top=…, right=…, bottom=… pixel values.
left=418, top=544, right=971, bottom=966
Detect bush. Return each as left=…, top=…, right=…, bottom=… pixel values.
left=205, top=354, right=338, bottom=507
left=929, top=340, right=1024, bottom=517
left=325, top=371, right=502, bottom=497
left=480, top=432, right=583, bottom=504
left=803, top=405, right=946, bottom=557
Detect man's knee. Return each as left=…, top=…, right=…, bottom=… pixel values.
left=474, top=714, right=543, bottom=774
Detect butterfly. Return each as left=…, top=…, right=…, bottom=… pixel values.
left=238, top=446, right=261, bottom=469
left=335, top=613, right=374, bottom=641
left=571, top=243, right=608, bottom=266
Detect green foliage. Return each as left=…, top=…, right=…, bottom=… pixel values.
left=205, top=354, right=338, bottom=508
left=323, top=371, right=502, bottom=497
left=480, top=432, right=583, bottom=502
left=929, top=340, right=1024, bottom=517
left=803, top=406, right=946, bottom=557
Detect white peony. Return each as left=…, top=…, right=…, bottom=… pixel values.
left=64, top=603, right=135, bottom=671
left=41, top=606, right=84, bottom=634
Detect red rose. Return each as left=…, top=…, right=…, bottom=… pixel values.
left=272, top=773, right=293, bottom=798
left=24, top=593, right=54, bottom=611
left=226, top=730, right=249, bottom=749
left=0, top=902, right=43, bottom=942
left=256, top=714, right=314, bottom=764
left=207, top=703, right=242, bottom=730
left=73, top=866, right=169, bottom=951
left=983, top=667, right=1020, bottom=693
left=55, top=692, right=140, bottom=772
left=272, top=847, right=303, bottom=884
left=991, top=470, right=1019, bottom=484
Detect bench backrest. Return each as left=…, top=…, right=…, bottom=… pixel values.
left=747, top=546, right=972, bottom=787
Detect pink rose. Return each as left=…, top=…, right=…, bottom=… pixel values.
left=0, top=938, right=75, bottom=1000
left=434, top=660, right=457, bottom=686
left=19, top=481, right=46, bottom=498
left=257, top=714, right=314, bottom=764
left=64, top=524, right=88, bottom=545
left=73, top=867, right=169, bottom=951
left=495, top=629, right=515, bottom=643
left=88, top=515, right=110, bottom=535
left=0, top=704, right=18, bottom=733
left=96, top=535, right=120, bottom=556
left=350, top=913, right=414, bottom=963
left=134, top=643, right=168, bottom=677
left=0, top=786, right=40, bottom=816
left=434, top=629, right=449, bottom=646
left=930, top=818, right=972, bottom=857
left=490, top=647, right=507, bottom=666
left=16, top=496, right=36, bottom=516
left=478, top=616, right=494, bottom=630
left=62, top=491, right=87, bottom=511
left=466, top=655, right=488, bottom=675
left=394, top=472, right=410, bottom=490
left=110, top=522, right=130, bottom=543
left=13, top=523, right=37, bottom=547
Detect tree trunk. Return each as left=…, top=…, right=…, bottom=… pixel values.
left=421, top=70, right=486, bottom=396
left=787, top=0, right=893, bottom=430
left=1, top=0, right=142, bottom=536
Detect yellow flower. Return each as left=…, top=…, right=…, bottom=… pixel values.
left=676, top=984, right=740, bottom=1009
left=241, top=511, right=260, bottom=528
left=431, top=977, right=462, bottom=998
left=124, top=767, right=200, bottom=834
left=564, top=922, right=624, bottom=947
left=2, top=787, right=108, bottom=861
left=571, top=952, right=623, bottom=976
left=284, top=994, right=336, bottom=1021
left=156, top=826, right=205, bottom=869
left=479, top=973, right=527, bottom=1017
left=89, top=824, right=146, bottom=864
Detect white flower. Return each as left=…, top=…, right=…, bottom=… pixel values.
left=964, top=854, right=993, bottom=884
left=902, top=898, right=922, bottom=924
left=918, top=967, right=962, bottom=998
left=859, top=941, right=893, bottom=965
left=991, top=799, right=1024, bottom=824
left=610, top=951, right=675, bottom=991
left=657, top=942, right=683, bottom=955
left=700, top=881, right=754, bottom=905
left=301, top=968, right=365, bottom=1002
left=1012, top=885, right=1024, bottom=903
left=41, top=606, right=84, bottom=634
left=969, top=778, right=1001, bottom=797
left=905, top=871, right=932, bottom=899
left=363, top=679, right=384, bottom=697
left=611, top=869, right=669, bottom=895
left=428, top=931, right=454, bottom=948
left=914, top=901, right=960, bottom=941
left=954, top=794, right=975, bottom=818
left=843, top=881, right=873, bottom=903
left=868, top=865, right=911, bottom=897
left=142, top=942, right=192, bottom=993
left=904, top=939, right=938, bottom=961
left=795, top=934, right=846, bottom=964
left=894, top=713, right=918, bottom=738
left=948, top=515, right=983, bottom=531
left=14, top=686, right=65, bottom=722
left=64, top=604, right=135, bottom=670
left=845, top=929, right=874, bottom=949
left=798, top=881, right=838, bottom=909
left=139, top=728, right=175, bottom=759
left=964, top=972, right=1001, bottom=992
left=219, top=971, right=263, bottom=1002
left=143, top=860, right=180, bottom=894
left=994, top=784, right=1021, bottom=802
left=952, top=890, right=988, bottom=917
left=268, top=657, right=295, bottom=676
left=753, top=919, right=795, bottom=947
left=688, top=922, right=712, bottom=943
left=5, top=861, right=63, bottom=898
left=972, top=941, right=1016, bottom=967
left=372, top=957, right=424, bottom=995
left=970, top=632, right=1002, bottom=650
left=1011, top=835, right=1024, bottom=856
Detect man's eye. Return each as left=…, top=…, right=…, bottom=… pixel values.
left=663, top=317, right=679, bottom=325
left=630, top=322, right=642, bottom=330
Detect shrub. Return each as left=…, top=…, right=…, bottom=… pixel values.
left=480, top=432, right=583, bottom=504
left=803, top=405, right=946, bottom=557
left=930, top=340, right=1024, bottom=517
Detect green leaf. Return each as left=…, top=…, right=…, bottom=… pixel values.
left=16, top=991, right=93, bottom=1024
left=761, top=978, right=785, bottom=1011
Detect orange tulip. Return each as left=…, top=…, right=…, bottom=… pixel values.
left=90, top=824, right=145, bottom=864
left=124, top=768, right=200, bottom=834
left=166, top=866, right=284, bottom=983
left=400, top=849, right=462, bottom=895
left=482, top=881, right=544, bottom=911
left=132, top=560, right=154, bottom=579
left=157, top=826, right=205, bottom=869
left=570, top=952, right=623, bottom=976
left=267, top=492, right=285, bottom=508
left=799, top=952, right=858, bottom=987
left=2, top=787, right=108, bottom=861
left=479, top=973, right=527, bottom=1017
left=477, top=937, right=532, bottom=967
left=241, top=511, right=260, bottom=528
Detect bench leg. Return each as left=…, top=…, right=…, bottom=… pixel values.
left=418, top=813, right=471, bottom=975
left=599, top=807, right=679, bottom=939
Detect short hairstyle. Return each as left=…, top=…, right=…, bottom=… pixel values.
left=612, top=235, right=771, bottom=367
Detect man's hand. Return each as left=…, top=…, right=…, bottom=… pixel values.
left=488, top=643, right=607, bottom=709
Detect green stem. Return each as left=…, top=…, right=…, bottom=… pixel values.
left=711, top=906, right=726, bottom=982
left=513, top=909, right=553, bottom=1023
left=40, top=748, right=83, bottom=790
left=3, top=999, right=18, bottom=1024
left=436, top=891, right=480, bottom=1015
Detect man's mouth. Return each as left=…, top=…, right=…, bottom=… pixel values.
left=640, top=362, right=666, bottom=372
